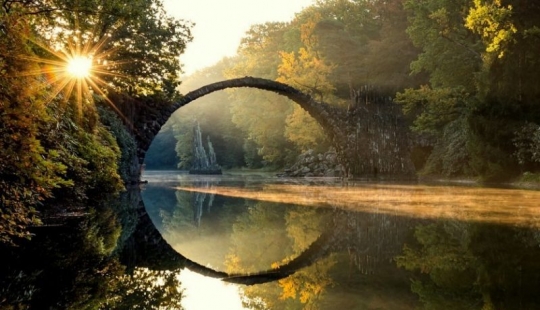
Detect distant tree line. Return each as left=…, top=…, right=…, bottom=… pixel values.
left=164, top=0, right=540, bottom=182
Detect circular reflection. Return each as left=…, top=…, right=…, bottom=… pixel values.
left=141, top=173, right=329, bottom=274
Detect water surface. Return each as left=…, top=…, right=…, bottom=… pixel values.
left=142, top=171, right=540, bottom=310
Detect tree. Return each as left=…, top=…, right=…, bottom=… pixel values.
left=0, top=11, right=71, bottom=244
left=29, top=0, right=193, bottom=100
left=226, top=23, right=299, bottom=167
left=404, top=0, right=483, bottom=91
left=0, top=0, right=192, bottom=244
left=105, top=268, right=184, bottom=310
left=363, top=0, right=428, bottom=91
left=173, top=58, right=247, bottom=169
left=396, top=0, right=540, bottom=180
left=145, top=121, right=179, bottom=170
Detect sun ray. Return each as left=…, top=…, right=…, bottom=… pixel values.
left=12, top=25, right=137, bottom=126
left=67, top=56, right=92, bottom=78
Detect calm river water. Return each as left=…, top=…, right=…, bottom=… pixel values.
left=141, top=170, right=540, bottom=310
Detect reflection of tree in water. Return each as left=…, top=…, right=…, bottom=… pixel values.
left=156, top=180, right=246, bottom=270
left=191, top=182, right=215, bottom=227
left=0, top=189, right=187, bottom=309
left=105, top=267, right=183, bottom=310
left=224, top=203, right=339, bottom=309
left=133, top=181, right=540, bottom=309
left=159, top=180, right=220, bottom=232
left=396, top=221, right=540, bottom=309
left=230, top=204, right=420, bottom=310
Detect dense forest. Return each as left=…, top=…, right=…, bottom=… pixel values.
left=0, top=0, right=192, bottom=266
left=0, top=0, right=192, bottom=307
left=149, top=0, right=540, bottom=183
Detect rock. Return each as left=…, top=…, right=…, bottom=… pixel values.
left=300, top=166, right=311, bottom=174
left=278, top=148, right=343, bottom=178
left=324, top=169, right=336, bottom=177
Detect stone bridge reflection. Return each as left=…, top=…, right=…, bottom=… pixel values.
left=120, top=190, right=414, bottom=285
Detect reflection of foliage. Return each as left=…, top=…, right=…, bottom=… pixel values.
left=85, top=207, right=122, bottom=256
left=274, top=209, right=335, bottom=309
left=285, top=209, right=325, bottom=253
left=225, top=202, right=292, bottom=274
left=98, top=105, right=138, bottom=183
left=227, top=203, right=335, bottom=309
left=396, top=223, right=481, bottom=309
left=104, top=268, right=184, bottom=310
left=277, top=256, right=336, bottom=308
left=396, top=223, right=476, bottom=275
left=154, top=186, right=245, bottom=270
left=0, top=219, right=125, bottom=309
left=396, top=222, right=540, bottom=309
left=160, top=190, right=197, bottom=237
left=110, top=190, right=140, bottom=253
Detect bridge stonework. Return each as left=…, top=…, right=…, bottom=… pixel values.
left=132, top=76, right=415, bottom=179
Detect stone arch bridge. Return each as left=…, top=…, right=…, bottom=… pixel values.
left=131, top=76, right=415, bottom=179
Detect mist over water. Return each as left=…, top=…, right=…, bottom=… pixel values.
left=142, top=171, right=540, bottom=309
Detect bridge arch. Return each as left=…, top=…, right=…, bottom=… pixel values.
left=134, top=76, right=343, bottom=166
left=134, top=76, right=416, bottom=180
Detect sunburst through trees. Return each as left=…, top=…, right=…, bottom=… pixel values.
left=0, top=0, right=192, bottom=245
left=17, top=33, right=127, bottom=119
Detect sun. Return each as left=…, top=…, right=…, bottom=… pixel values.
left=14, top=30, right=130, bottom=123
left=66, top=56, right=93, bottom=78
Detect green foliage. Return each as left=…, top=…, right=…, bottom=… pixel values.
left=0, top=14, right=71, bottom=244
left=513, top=122, right=540, bottom=167
left=228, top=89, right=293, bottom=167
left=226, top=22, right=300, bottom=167
left=399, top=0, right=540, bottom=180
left=145, top=122, right=179, bottom=170
left=395, top=223, right=483, bottom=309
left=1, top=0, right=191, bottom=244
left=397, top=86, right=471, bottom=135
left=228, top=22, right=292, bottom=79
left=97, top=105, right=138, bottom=183
left=30, top=0, right=193, bottom=100
left=404, top=0, right=483, bottom=90
left=306, top=0, right=378, bottom=94
left=421, top=118, right=472, bottom=177
left=45, top=108, right=124, bottom=201
left=104, top=268, right=184, bottom=310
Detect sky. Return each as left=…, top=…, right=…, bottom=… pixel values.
left=163, top=0, right=315, bottom=75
